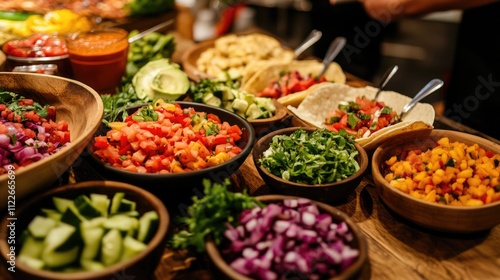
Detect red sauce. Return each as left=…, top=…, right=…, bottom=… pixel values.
left=67, top=28, right=129, bottom=94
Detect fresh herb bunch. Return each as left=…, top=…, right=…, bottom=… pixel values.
left=0, top=90, right=49, bottom=119
left=259, top=129, right=360, bottom=184
left=171, top=179, right=262, bottom=253
left=100, top=83, right=146, bottom=126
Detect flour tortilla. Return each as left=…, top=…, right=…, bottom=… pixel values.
left=241, top=60, right=346, bottom=98
left=288, top=83, right=435, bottom=150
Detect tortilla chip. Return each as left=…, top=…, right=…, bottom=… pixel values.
left=241, top=60, right=346, bottom=96
left=287, top=83, right=435, bottom=149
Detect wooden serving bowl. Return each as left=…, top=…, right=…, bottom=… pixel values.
left=252, top=127, right=368, bottom=203
left=0, top=180, right=169, bottom=280
left=371, top=129, right=500, bottom=233
left=0, top=72, right=103, bottom=209
left=205, top=194, right=368, bottom=280
left=249, top=99, right=290, bottom=138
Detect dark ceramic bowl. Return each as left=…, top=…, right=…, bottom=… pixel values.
left=206, top=194, right=368, bottom=280
left=0, top=180, right=169, bottom=280
left=252, top=127, right=368, bottom=203
left=85, top=101, right=255, bottom=195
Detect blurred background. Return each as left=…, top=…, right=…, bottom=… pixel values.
left=248, top=0, right=460, bottom=116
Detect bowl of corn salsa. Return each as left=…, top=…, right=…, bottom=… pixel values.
left=371, top=129, right=500, bottom=233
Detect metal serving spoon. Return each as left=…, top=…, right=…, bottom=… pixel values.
left=317, top=36, right=347, bottom=78
left=400, top=78, right=444, bottom=119
left=128, top=19, right=174, bottom=44
left=293, top=29, right=323, bottom=59
left=374, top=65, right=399, bottom=100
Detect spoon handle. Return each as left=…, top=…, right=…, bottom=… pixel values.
left=374, top=65, right=398, bottom=100
left=400, top=78, right=444, bottom=119
left=128, top=19, right=174, bottom=43
left=317, top=36, right=346, bottom=78
left=293, top=29, right=322, bottom=59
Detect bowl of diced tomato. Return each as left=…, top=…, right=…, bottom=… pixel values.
left=2, top=34, right=72, bottom=77
left=86, top=100, right=256, bottom=197
left=0, top=72, right=104, bottom=209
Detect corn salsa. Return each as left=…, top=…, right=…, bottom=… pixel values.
left=383, top=137, right=500, bottom=206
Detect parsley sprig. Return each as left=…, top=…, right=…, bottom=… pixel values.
left=0, top=90, right=49, bottom=119
left=171, top=179, right=262, bottom=253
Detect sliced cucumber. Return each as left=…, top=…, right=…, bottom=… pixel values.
left=19, top=235, right=44, bottom=259
left=43, top=246, right=80, bottom=269
left=44, top=223, right=79, bottom=252
left=81, top=217, right=106, bottom=229
left=117, top=198, right=136, bottom=213
left=101, top=229, right=122, bottom=266
left=41, top=208, right=63, bottom=221
left=52, top=197, right=74, bottom=213
left=18, top=255, right=44, bottom=270
left=103, top=214, right=139, bottom=236
left=90, top=193, right=110, bottom=217
left=80, top=259, right=106, bottom=271
left=80, top=227, right=104, bottom=260
left=75, top=195, right=102, bottom=219
left=113, top=210, right=140, bottom=217
left=120, top=236, right=147, bottom=262
left=110, top=192, right=125, bottom=214
left=61, top=204, right=87, bottom=227
left=137, top=211, right=159, bottom=243
left=27, top=216, right=57, bottom=239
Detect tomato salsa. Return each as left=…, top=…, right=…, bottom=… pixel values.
left=256, top=70, right=327, bottom=99
left=0, top=91, right=70, bottom=174
left=67, top=28, right=129, bottom=93
left=324, top=96, right=400, bottom=138
left=93, top=101, right=244, bottom=174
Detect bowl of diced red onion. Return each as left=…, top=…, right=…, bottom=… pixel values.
left=205, top=195, right=368, bottom=280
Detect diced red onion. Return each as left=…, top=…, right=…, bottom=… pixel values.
left=223, top=198, right=359, bottom=279
left=0, top=134, right=9, bottom=147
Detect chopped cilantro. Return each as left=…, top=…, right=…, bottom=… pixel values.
left=445, top=159, right=455, bottom=167
left=380, top=106, right=392, bottom=115
left=347, top=113, right=361, bottom=129
left=259, top=128, right=360, bottom=184
left=170, top=179, right=262, bottom=253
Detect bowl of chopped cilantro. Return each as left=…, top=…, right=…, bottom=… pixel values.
left=253, top=127, right=368, bottom=203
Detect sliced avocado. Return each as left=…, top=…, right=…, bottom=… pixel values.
left=132, top=59, right=188, bottom=101
left=151, top=68, right=190, bottom=97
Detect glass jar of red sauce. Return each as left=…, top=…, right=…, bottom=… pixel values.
left=67, top=28, right=129, bottom=94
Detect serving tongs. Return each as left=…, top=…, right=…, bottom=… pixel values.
left=400, top=78, right=444, bottom=120
left=317, top=36, right=347, bottom=78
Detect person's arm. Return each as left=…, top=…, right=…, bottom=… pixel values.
left=330, top=0, right=498, bottom=21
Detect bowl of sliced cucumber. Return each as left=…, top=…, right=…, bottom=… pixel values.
left=0, top=180, right=169, bottom=280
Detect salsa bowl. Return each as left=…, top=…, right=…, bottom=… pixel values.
left=372, top=129, right=500, bottom=233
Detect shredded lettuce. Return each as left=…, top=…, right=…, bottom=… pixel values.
left=259, top=129, right=360, bottom=184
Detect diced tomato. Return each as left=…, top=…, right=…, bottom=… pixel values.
left=92, top=103, right=244, bottom=174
